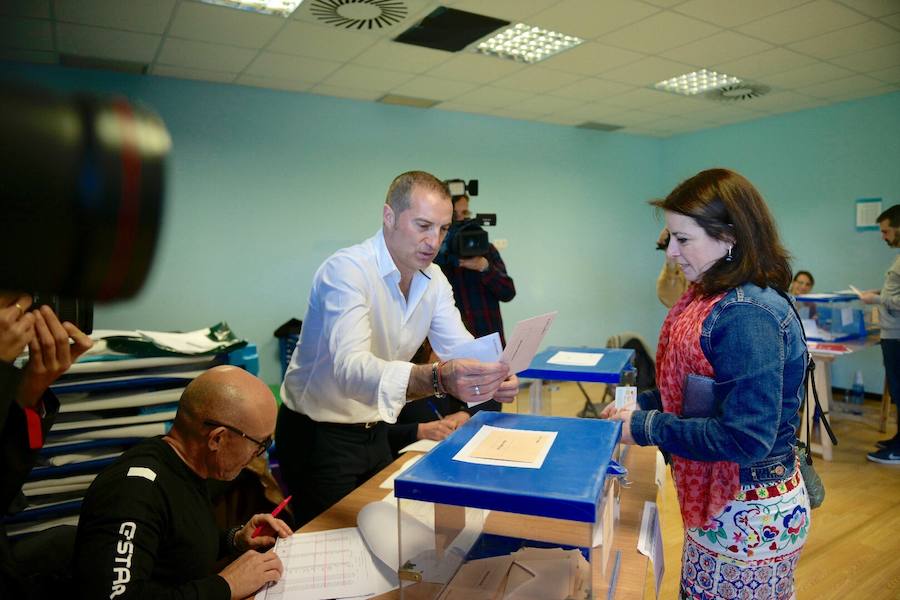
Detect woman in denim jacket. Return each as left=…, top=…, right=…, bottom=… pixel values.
left=604, top=168, right=810, bottom=600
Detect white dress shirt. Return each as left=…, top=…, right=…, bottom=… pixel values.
left=281, top=229, right=474, bottom=424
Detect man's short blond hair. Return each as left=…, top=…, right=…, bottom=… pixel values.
left=385, top=171, right=449, bottom=213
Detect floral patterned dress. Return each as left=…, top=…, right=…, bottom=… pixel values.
left=658, top=288, right=811, bottom=600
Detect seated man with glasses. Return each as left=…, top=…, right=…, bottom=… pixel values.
left=74, top=366, right=292, bottom=600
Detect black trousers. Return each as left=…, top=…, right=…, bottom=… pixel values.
left=275, top=405, right=392, bottom=527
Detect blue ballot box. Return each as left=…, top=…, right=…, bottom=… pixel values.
left=394, top=411, right=622, bottom=599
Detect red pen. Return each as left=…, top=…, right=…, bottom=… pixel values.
left=252, top=495, right=292, bottom=538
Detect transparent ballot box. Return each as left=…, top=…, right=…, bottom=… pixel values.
left=394, top=411, right=622, bottom=600
left=795, top=293, right=869, bottom=341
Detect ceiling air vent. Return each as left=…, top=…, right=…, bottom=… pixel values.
left=309, top=0, right=408, bottom=30
left=705, top=83, right=770, bottom=102
left=576, top=121, right=623, bottom=132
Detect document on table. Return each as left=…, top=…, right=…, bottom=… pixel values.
left=501, top=311, right=557, bottom=374
left=397, top=439, right=439, bottom=454
left=256, top=528, right=395, bottom=600
left=453, top=425, right=557, bottom=469
left=546, top=350, right=603, bottom=367
left=637, top=501, right=665, bottom=600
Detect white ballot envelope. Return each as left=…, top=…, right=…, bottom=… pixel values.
left=501, top=312, right=557, bottom=374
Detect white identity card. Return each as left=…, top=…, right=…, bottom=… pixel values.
left=614, top=386, right=637, bottom=409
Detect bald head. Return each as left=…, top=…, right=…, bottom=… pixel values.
left=174, top=366, right=276, bottom=439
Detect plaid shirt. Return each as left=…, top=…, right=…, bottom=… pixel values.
left=440, top=243, right=515, bottom=344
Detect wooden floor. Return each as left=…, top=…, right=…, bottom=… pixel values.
left=508, top=382, right=900, bottom=599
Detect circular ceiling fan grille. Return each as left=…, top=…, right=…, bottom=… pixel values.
left=705, top=83, right=771, bottom=102
left=309, top=0, right=408, bottom=30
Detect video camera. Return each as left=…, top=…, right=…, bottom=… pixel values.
left=1, top=84, right=170, bottom=333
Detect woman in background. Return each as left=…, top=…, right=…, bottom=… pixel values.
left=789, top=270, right=815, bottom=296
left=604, top=168, right=810, bottom=600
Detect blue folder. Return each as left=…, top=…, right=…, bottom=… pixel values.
left=395, top=411, right=621, bottom=523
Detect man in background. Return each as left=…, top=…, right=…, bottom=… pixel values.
left=860, top=204, right=900, bottom=464
left=439, top=193, right=517, bottom=412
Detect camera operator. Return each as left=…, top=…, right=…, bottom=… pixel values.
left=1, top=293, right=93, bottom=598
left=439, top=194, right=516, bottom=412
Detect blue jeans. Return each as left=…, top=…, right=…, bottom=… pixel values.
left=883, top=339, right=900, bottom=431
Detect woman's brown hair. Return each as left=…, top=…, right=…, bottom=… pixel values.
left=651, top=168, right=792, bottom=296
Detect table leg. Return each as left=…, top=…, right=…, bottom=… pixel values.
left=805, top=356, right=833, bottom=461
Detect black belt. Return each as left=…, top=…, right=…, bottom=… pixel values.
left=318, top=420, right=382, bottom=430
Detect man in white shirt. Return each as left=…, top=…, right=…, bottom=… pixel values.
left=276, top=171, right=518, bottom=524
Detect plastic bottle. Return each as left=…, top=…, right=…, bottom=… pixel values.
left=848, top=370, right=865, bottom=405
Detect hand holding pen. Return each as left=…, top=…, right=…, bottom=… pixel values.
left=233, top=496, right=294, bottom=551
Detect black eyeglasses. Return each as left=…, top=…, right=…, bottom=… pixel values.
left=203, top=420, right=272, bottom=457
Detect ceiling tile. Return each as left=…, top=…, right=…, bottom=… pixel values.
left=788, top=20, right=900, bottom=59
left=448, top=85, right=533, bottom=108
left=423, top=53, right=526, bottom=84
left=54, top=0, right=174, bottom=34
left=309, top=84, right=383, bottom=101
left=830, top=42, right=900, bottom=71
left=0, top=48, right=55, bottom=63
left=434, top=101, right=495, bottom=116
left=796, top=73, right=889, bottom=97
left=235, top=73, right=315, bottom=92
left=0, top=16, right=52, bottom=50
left=764, top=61, right=857, bottom=87
left=489, top=107, right=548, bottom=121
left=869, top=64, right=900, bottom=82
left=157, top=37, right=257, bottom=72
left=713, top=47, right=819, bottom=79
left=268, top=20, right=379, bottom=62
left=642, top=0, right=687, bottom=7
left=549, top=101, right=631, bottom=122
left=598, top=11, right=722, bottom=54
left=493, top=66, right=583, bottom=93
left=350, top=40, right=451, bottom=74
left=168, top=1, right=284, bottom=48
left=388, top=75, right=477, bottom=101
left=548, top=77, right=635, bottom=100
left=0, top=1, right=49, bottom=19
left=321, top=63, right=414, bottom=92
left=57, top=22, right=160, bottom=62
left=673, top=0, right=810, bottom=28
left=882, top=13, right=900, bottom=28
left=529, top=0, right=660, bottom=39
left=826, top=84, right=899, bottom=102
left=602, top=87, right=676, bottom=108
left=642, top=96, right=709, bottom=115
left=601, top=56, right=697, bottom=86
left=510, top=94, right=585, bottom=113
left=448, top=0, right=559, bottom=22
left=605, top=108, right=673, bottom=126
left=665, top=31, right=773, bottom=67
left=539, top=42, right=645, bottom=76
left=152, top=64, right=236, bottom=84
left=536, top=113, right=583, bottom=126
left=245, top=51, right=343, bottom=81
left=736, top=1, right=869, bottom=45
left=836, top=0, right=900, bottom=18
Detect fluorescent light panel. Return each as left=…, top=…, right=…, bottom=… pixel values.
left=476, top=23, right=583, bottom=64
left=198, top=0, right=304, bottom=17
left=654, top=69, right=741, bottom=96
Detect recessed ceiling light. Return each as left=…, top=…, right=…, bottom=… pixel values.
left=475, top=23, right=583, bottom=64
left=198, top=0, right=304, bottom=17
left=654, top=69, right=741, bottom=96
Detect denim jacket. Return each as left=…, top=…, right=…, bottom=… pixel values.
left=631, top=283, right=807, bottom=486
